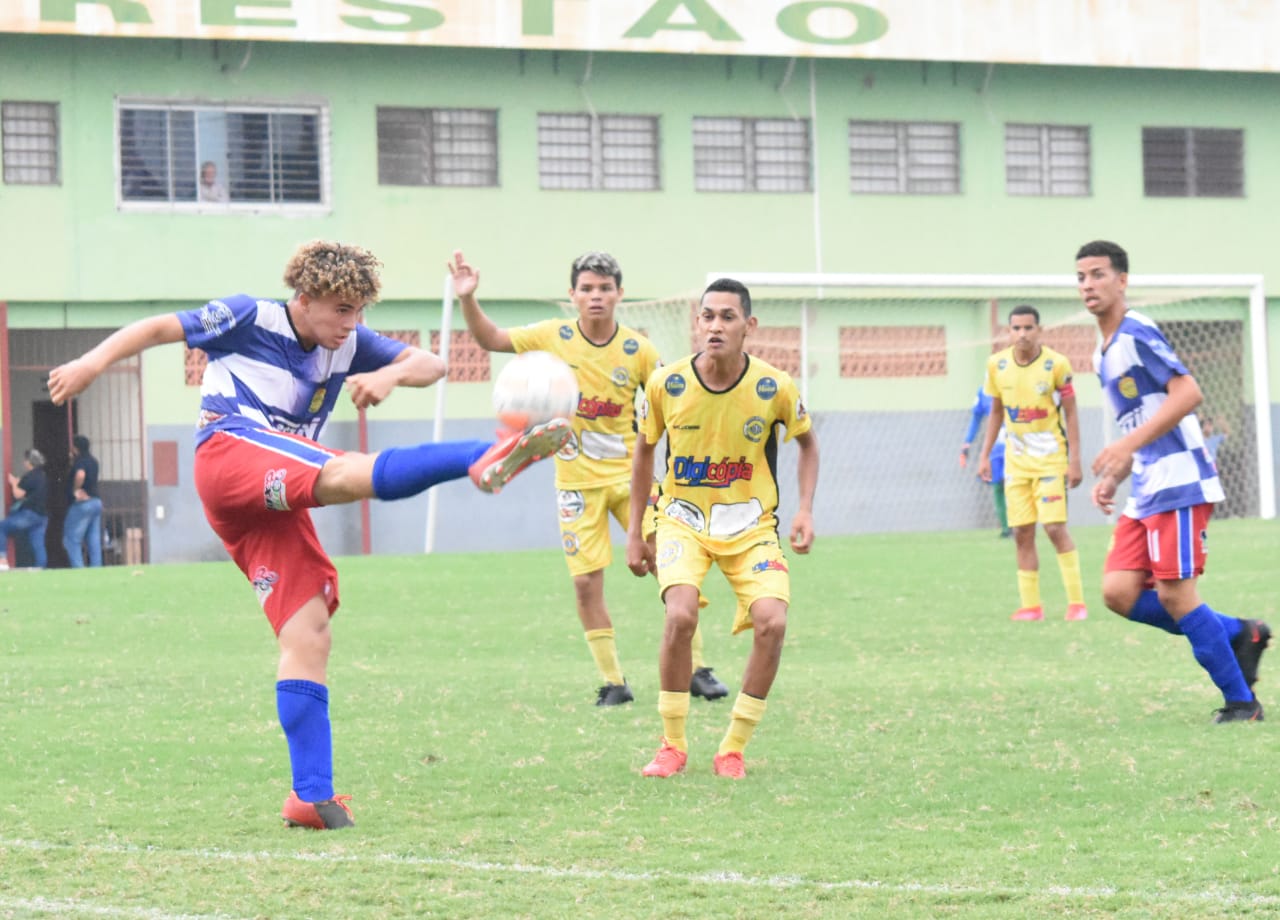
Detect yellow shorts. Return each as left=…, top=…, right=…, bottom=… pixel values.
left=653, top=521, right=789, bottom=634
left=557, top=481, right=652, bottom=576
left=1004, top=472, right=1068, bottom=527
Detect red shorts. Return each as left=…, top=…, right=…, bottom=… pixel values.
left=1104, top=503, right=1214, bottom=583
left=193, top=429, right=342, bottom=634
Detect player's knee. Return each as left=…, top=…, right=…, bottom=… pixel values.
left=1101, top=583, right=1138, bottom=616
left=749, top=601, right=788, bottom=641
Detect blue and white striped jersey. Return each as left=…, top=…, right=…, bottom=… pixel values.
left=178, top=294, right=407, bottom=447
left=1093, top=310, right=1223, bottom=518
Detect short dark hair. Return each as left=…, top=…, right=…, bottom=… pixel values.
left=570, top=251, right=622, bottom=289
left=701, top=277, right=752, bottom=317
left=1009, top=304, right=1040, bottom=324
left=73, top=435, right=91, bottom=453
left=1076, top=240, right=1129, bottom=274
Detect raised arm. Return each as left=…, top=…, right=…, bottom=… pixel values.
left=790, top=429, right=819, bottom=553
left=48, top=313, right=186, bottom=406
left=448, top=250, right=514, bottom=353
left=345, top=346, right=447, bottom=410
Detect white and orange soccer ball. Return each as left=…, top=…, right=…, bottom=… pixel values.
left=492, top=350, right=580, bottom=430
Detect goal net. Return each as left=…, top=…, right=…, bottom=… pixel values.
left=585, top=272, right=1275, bottom=539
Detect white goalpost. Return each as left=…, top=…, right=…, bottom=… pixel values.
left=699, top=271, right=1276, bottom=531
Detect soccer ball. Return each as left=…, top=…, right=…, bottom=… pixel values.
left=492, top=350, right=580, bottom=430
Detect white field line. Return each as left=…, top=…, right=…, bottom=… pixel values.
left=0, top=895, right=237, bottom=920
left=3, top=836, right=1279, bottom=910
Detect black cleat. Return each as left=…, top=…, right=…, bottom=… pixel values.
left=1231, top=619, right=1271, bottom=688
left=596, top=681, right=634, bottom=707
left=690, top=666, right=729, bottom=701
left=1211, top=698, right=1264, bottom=724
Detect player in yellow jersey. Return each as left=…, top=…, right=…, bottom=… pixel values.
left=977, top=304, right=1087, bottom=622
left=627, top=278, right=819, bottom=780
left=449, top=250, right=728, bottom=706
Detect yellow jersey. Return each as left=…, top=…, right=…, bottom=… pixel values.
left=640, top=353, right=812, bottom=554
left=983, top=345, right=1074, bottom=477
left=509, top=318, right=660, bottom=490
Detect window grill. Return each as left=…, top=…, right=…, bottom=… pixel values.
left=118, top=102, right=325, bottom=207
left=2, top=101, right=59, bottom=185
left=693, top=116, right=810, bottom=193
left=849, top=120, right=959, bottom=194
left=377, top=107, right=498, bottom=187
left=1005, top=123, right=1090, bottom=196
left=537, top=112, right=659, bottom=191
left=1142, top=127, right=1244, bottom=198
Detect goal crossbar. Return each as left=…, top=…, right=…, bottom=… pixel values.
left=706, top=271, right=1274, bottom=520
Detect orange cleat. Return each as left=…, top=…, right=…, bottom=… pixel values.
left=1010, top=606, right=1044, bottom=621
left=468, top=418, right=572, bottom=494
left=641, top=740, right=688, bottom=778
left=281, top=791, right=354, bottom=829
left=713, top=751, right=746, bottom=779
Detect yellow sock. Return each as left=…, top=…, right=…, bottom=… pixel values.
left=690, top=624, right=705, bottom=672
left=658, top=691, right=691, bottom=752
left=1016, top=570, right=1041, bottom=610
left=1057, top=550, right=1085, bottom=606
left=584, top=628, right=624, bottom=685
left=718, top=692, right=767, bottom=756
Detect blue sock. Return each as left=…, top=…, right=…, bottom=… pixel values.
left=277, top=679, right=334, bottom=802
left=1127, top=590, right=1242, bottom=640
left=1127, top=590, right=1180, bottom=634
left=1179, top=605, right=1252, bottom=703
left=371, top=440, right=491, bottom=501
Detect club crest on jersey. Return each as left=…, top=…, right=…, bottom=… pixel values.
left=1044, top=359, right=1054, bottom=370
left=672, top=455, right=753, bottom=488
left=557, top=430, right=580, bottom=460
left=665, top=374, right=686, bottom=396
left=1036, top=381, right=1049, bottom=395
left=611, top=367, right=629, bottom=386
left=1119, top=376, right=1139, bottom=399
left=657, top=538, right=684, bottom=568
left=562, top=532, right=580, bottom=556
left=743, top=416, right=767, bottom=443
left=308, top=387, right=327, bottom=413
left=558, top=489, right=585, bottom=523
left=623, top=338, right=639, bottom=355
left=252, top=565, right=279, bottom=606
left=578, top=395, right=622, bottom=420
left=796, top=399, right=808, bottom=419
left=756, top=377, right=778, bottom=399
left=998, top=358, right=1008, bottom=370
left=559, top=324, right=574, bottom=340
left=264, top=468, right=290, bottom=510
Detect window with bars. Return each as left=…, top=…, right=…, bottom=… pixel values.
left=377, top=107, right=498, bottom=187
left=2, top=101, right=59, bottom=185
left=849, top=120, right=959, bottom=194
left=1005, top=123, right=1090, bottom=196
left=1142, top=127, right=1244, bottom=197
left=117, top=102, right=325, bottom=208
left=693, top=116, right=811, bottom=193
left=537, top=112, right=660, bottom=191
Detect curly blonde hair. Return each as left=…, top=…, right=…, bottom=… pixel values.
left=283, top=240, right=383, bottom=305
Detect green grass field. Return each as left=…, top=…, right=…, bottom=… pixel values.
left=2, top=520, right=1278, bottom=919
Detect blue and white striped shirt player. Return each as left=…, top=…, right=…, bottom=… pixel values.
left=1093, top=309, right=1223, bottom=519
left=178, top=294, right=407, bottom=447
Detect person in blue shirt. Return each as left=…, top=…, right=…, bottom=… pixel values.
left=1079, top=239, right=1268, bottom=723
left=2, top=448, right=49, bottom=568
left=959, top=386, right=1011, bottom=537
left=47, top=240, right=571, bottom=830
